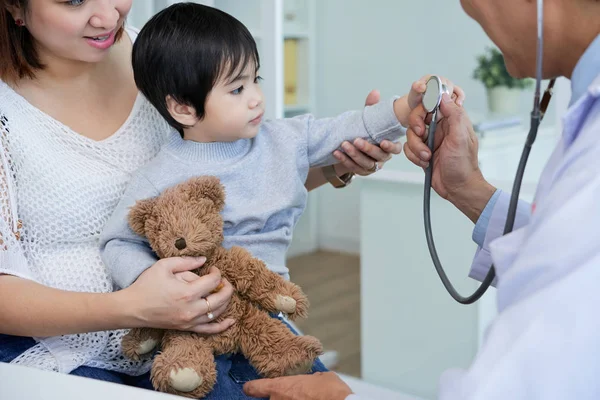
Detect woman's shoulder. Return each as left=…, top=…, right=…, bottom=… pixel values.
left=0, top=80, right=16, bottom=114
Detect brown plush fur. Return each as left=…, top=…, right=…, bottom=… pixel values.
left=121, top=176, right=323, bottom=398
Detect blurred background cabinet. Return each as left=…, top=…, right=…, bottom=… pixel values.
left=128, top=0, right=317, bottom=121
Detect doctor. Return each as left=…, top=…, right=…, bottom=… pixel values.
left=243, top=0, right=600, bottom=399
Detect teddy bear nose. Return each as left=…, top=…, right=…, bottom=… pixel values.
left=174, top=238, right=187, bottom=250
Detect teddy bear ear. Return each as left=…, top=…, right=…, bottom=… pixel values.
left=127, top=197, right=157, bottom=236
left=186, top=176, right=226, bottom=211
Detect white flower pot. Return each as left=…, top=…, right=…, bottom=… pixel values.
left=486, top=87, right=521, bottom=115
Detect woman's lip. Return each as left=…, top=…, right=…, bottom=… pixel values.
left=84, top=30, right=116, bottom=50
left=85, top=30, right=113, bottom=38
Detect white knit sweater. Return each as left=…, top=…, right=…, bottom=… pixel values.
left=0, top=28, right=172, bottom=374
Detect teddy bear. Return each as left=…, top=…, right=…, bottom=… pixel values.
left=120, top=176, right=323, bottom=398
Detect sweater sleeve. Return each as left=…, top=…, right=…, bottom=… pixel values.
left=293, top=97, right=406, bottom=168
left=0, top=115, right=34, bottom=281
left=99, top=172, right=160, bottom=290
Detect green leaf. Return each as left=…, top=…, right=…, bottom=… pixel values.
left=472, top=46, right=530, bottom=90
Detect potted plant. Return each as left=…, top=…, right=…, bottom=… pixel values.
left=473, top=47, right=533, bottom=115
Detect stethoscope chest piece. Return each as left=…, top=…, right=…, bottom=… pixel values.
left=423, top=76, right=451, bottom=114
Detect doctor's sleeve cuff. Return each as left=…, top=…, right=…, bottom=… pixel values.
left=472, top=189, right=502, bottom=247
left=469, top=247, right=498, bottom=285
left=469, top=190, right=531, bottom=284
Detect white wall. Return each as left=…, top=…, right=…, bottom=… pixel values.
left=312, top=0, right=493, bottom=252
left=311, top=0, right=567, bottom=253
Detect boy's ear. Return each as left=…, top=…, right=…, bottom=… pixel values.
left=128, top=198, right=157, bottom=236
left=166, top=95, right=199, bottom=127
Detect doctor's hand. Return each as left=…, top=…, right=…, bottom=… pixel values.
left=243, top=371, right=353, bottom=400
left=404, top=93, right=496, bottom=223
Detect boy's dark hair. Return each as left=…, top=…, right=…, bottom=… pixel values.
left=132, top=2, right=260, bottom=133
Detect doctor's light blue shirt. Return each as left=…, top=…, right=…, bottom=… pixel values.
left=471, top=33, right=600, bottom=250
left=348, top=33, right=600, bottom=400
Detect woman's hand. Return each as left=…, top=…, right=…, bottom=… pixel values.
left=332, top=90, right=402, bottom=176
left=243, top=372, right=353, bottom=400
left=124, top=256, right=235, bottom=334
left=404, top=92, right=495, bottom=223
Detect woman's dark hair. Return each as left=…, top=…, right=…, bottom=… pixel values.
left=0, top=0, right=124, bottom=83
left=132, top=2, right=260, bottom=133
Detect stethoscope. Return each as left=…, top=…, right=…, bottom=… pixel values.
left=422, top=0, right=556, bottom=304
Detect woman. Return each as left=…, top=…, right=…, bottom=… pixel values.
left=0, top=0, right=400, bottom=396
left=244, top=0, right=600, bottom=399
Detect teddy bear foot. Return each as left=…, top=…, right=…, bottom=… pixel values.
left=283, top=359, right=314, bottom=376
left=122, top=335, right=159, bottom=361
left=167, top=367, right=216, bottom=399
left=275, top=335, right=324, bottom=377
left=169, top=367, right=203, bottom=392
left=152, top=365, right=215, bottom=399
left=275, top=295, right=297, bottom=314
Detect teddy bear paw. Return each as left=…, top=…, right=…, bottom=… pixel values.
left=169, top=368, right=203, bottom=393
left=275, top=295, right=297, bottom=314
left=280, top=335, right=324, bottom=376
left=284, top=359, right=314, bottom=376
left=122, top=337, right=158, bottom=361
left=138, top=338, right=160, bottom=355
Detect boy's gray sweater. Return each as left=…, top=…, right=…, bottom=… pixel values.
left=100, top=98, right=405, bottom=289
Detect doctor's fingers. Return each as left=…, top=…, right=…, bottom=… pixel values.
left=439, top=94, right=475, bottom=140
left=438, top=77, right=466, bottom=106
left=404, top=128, right=431, bottom=167
left=452, top=85, right=466, bottom=105
left=407, top=104, right=429, bottom=138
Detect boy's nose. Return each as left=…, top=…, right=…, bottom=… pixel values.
left=249, top=96, right=263, bottom=109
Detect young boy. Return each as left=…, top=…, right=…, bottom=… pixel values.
left=98, top=3, right=455, bottom=393
left=99, top=1, right=431, bottom=289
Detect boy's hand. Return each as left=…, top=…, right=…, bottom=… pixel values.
left=394, top=75, right=465, bottom=127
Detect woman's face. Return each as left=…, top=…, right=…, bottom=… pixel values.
left=16, top=0, right=132, bottom=64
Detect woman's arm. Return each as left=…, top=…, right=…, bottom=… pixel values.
left=0, top=258, right=235, bottom=337
left=0, top=275, right=132, bottom=337
left=305, top=139, right=402, bottom=191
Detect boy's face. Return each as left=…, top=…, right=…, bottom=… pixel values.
left=197, top=63, right=265, bottom=142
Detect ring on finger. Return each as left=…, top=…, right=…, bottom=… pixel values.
left=368, top=161, right=380, bottom=173
left=203, top=297, right=214, bottom=320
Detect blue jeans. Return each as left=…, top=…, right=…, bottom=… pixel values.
left=0, top=318, right=327, bottom=399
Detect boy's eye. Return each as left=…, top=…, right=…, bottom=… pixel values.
left=254, top=76, right=264, bottom=84
left=231, top=86, right=244, bottom=95
left=65, top=0, right=85, bottom=6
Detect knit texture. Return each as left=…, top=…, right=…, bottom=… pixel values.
left=0, top=28, right=173, bottom=375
